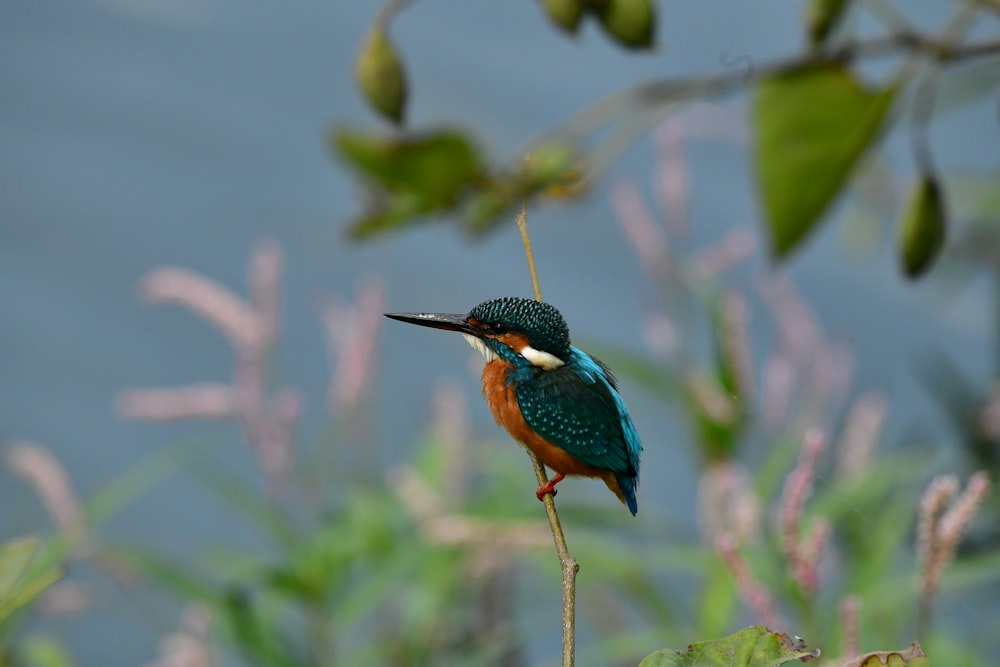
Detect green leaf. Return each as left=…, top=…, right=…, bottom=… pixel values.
left=683, top=370, right=740, bottom=462
left=222, top=589, right=305, bottom=667
left=754, top=62, right=897, bottom=258
left=696, top=555, right=736, bottom=639
left=0, top=536, right=64, bottom=627
left=0, top=567, right=62, bottom=624
left=638, top=626, right=819, bottom=666
left=333, top=128, right=483, bottom=238
left=0, top=537, right=40, bottom=599
left=898, top=175, right=947, bottom=278
left=709, top=292, right=751, bottom=449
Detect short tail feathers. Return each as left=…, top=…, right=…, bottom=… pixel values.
left=602, top=470, right=639, bottom=516
left=618, top=473, right=639, bottom=516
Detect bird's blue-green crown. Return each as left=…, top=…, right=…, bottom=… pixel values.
left=469, top=297, right=571, bottom=360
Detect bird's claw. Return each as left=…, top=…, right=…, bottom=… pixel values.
left=535, top=472, right=565, bottom=502
left=535, top=485, right=558, bottom=502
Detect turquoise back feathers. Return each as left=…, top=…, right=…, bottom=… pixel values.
left=513, top=347, right=642, bottom=514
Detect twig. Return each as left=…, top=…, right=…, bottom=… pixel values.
left=515, top=199, right=579, bottom=667
left=548, top=30, right=1000, bottom=145
left=517, top=197, right=544, bottom=304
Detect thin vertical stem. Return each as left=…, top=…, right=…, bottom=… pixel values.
left=517, top=200, right=544, bottom=304
left=516, top=201, right=579, bottom=667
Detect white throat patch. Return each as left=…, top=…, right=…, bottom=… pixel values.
left=463, top=335, right=564, bottom=370
left=463, top=334, right=498, bottom=363
left=519, top=345, right=565, bottom=370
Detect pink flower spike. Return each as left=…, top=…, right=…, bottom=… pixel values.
left=139, top=268, right=262, bottom=351
left=835, top=392, right=888, bottom=481
left=117, top=384, right=238, bottom=421
left=916, top=472, right=990, bottom=634
left=690, top=227, right=757, bottom=280
left=761, top=351, right=795, bottom=429
left=325, top=277, right=385, bottom=415
left=716, top=533, right=784, bottom=629
left=249, top=239, right=283, bottom=349
left=612, top=180, right=671, bottom=282
left=652, top=118, right=690, bottom=234
left=432, top=379, right=471, bottom=506
left=697, top=460, right=760, bottom=546
left=839, top=595, right=861, bottom=659
left=916, top=474, right=958, bottom=594
left=779, top=428, right=826, bottom=595
left=3, top=441, right=85, bottom=546
left=756, top=273, right=822, bottom=361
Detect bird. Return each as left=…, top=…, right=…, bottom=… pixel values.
left=385, top=296, right=642, bottom=515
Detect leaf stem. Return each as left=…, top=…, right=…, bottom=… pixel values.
left=516, top=200, right=579, bottom=667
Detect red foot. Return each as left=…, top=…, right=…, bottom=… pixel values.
left=535, top=473, right=565, bottom=502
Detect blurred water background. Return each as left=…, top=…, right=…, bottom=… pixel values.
left=2, top=0, right=998, bottom=664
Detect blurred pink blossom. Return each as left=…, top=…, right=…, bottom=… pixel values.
left=139, top=267, right=262, bottom=351
left=652, top=105, right=743, bottom=236
left=612, top=180, right=671, bottom=283
left=757, top=274, right=854, bottom=432
left=835, top=392, right=887, bottom=480
left=761, top=350, right=794, bottom=428
left=3, top=440, right=85, bottom=548
left=120, top=240, right=299, bottom=492
left=640, top=310, right=680, bottom=359
left=689, top=227, right=757, bottom=281
left=839, top=594, right=862, bottom=659
left=320, top=276, right=385, bottom=416
left=778, top=428, right=828, bottom=596
left=917, top=471, right=991, bottom=599
left=38, top=581, right=92, bottom=617
left=249, top=239, right=282, bottom=348
left=118, top=384, right=237, bottom=420
left=144, top=603, right=217, bottom=667
left=432, top=379, right=471, bottom=506
left=716, top=533, right=784, bottom=629
left=652, top=117, right=690, bottom=234
left=698, top=460, right=760, bottom=545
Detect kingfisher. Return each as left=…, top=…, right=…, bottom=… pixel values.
left=386, top=296, right=642, bottom=515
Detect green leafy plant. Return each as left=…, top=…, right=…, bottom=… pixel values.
left=0, top=537, right=63, bottom=629
left=340, top=0, right=1000, bottom=278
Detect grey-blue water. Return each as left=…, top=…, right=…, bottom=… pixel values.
left=2, top=0, right=998, bottom=664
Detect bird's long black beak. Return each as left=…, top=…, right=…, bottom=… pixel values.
left=384, top=311, right=481, bottom=337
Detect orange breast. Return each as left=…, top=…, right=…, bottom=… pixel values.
left=481, top=360, right=625, bottom=503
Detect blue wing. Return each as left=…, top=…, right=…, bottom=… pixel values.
left=514, top=347, right=642, bottom=512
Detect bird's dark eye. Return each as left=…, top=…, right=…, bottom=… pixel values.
left=490, top=323, right=508, bottom=334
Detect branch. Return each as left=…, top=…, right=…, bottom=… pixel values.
left=549, top=31, right=1000, bottom=142
left=516, top=201, right=579, bottom=667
